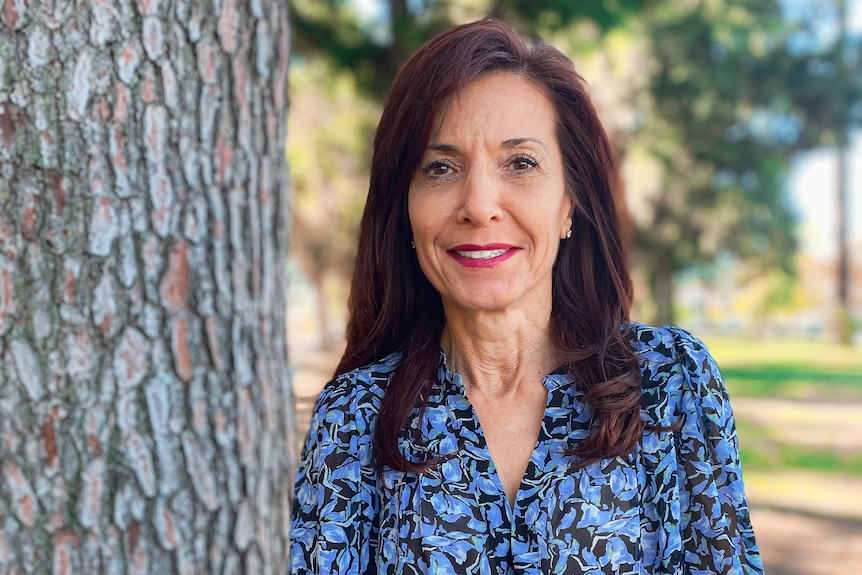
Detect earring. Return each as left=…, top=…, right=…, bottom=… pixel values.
left=411, top=241, right=415, bottom=249
left=565, top=229, right=572, bottom=239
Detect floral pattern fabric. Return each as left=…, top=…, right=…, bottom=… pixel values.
left=290, top=324, right=762, bottom=574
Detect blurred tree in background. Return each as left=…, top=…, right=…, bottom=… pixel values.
left=291, top=0, right=657, bottom=99
left=288, top=0, right=861, bottom=335
left=287, top=61, right=377, bottom=346
left=635, top=0, right=861, bottom=324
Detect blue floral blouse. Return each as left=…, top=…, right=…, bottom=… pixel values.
left=290, top=324, right=763, bottom=574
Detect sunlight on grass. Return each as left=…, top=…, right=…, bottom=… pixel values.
left=736, top=419, right=862, bottom=477
left=702, top=337, right=862, bottom=400
left=698, top=337, right=862, bottom=482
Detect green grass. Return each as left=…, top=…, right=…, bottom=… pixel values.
left=700, top=337, right=862, bottom=476
left=703, top=337, right=862, bottom=400
left=739, top=445, right=862, bottom=477
left=735, top=419, right=862, bottom=477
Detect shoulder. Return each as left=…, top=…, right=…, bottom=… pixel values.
left=309, top=351, right=402, bottom=437
left=629, top=323, right=727, bottom=426
left=628, top=322, right=709, bottom=366
left=317, top=351, right=402, bottom=405
left=630, top=325, right=761, bottom=573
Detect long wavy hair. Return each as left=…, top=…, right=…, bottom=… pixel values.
left=336, top=19, right=643, bottom=472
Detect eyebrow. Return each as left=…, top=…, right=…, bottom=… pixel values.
left=425, top=137, right=549, bottom=153
left=426, top=143, right=459, bottom=153
left=502, top=137, right=549, bottom=151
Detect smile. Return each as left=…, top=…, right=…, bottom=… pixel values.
left=447, top=245, right=518, bottom=268
left=453, top=248, right=511, bottom=259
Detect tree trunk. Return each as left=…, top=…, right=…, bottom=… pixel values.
left=834, top=0, right=852, bottom=345
left=648, top=255, right=675, bottom=326
left=832, top=142, right=852, bottom=345
left=0, top=1, right=294, bottom=573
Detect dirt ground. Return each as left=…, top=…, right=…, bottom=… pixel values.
left=290, top=343, right=862, bottom=575
left=751, top=508, right=862, bottom=574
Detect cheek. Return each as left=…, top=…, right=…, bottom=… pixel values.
left=407, top=192, right=422, bottom=236
left=410, top=230, right=440, bottom=286
left=407, top=197, right=434, bottom=272
left=408, top=209, right=427, bottom=244
left=407, top=186, right=429, bottom=224
left=408, top=193, right=442, bottom=241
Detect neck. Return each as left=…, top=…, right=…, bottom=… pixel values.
left=441, top=308, right=558, bottom=396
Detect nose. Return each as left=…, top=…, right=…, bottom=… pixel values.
left=456, top=167, right=502, bottom=225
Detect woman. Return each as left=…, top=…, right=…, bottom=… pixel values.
left=290, top=19, right=762, bottom=575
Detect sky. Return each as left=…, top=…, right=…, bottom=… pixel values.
left=790, top=134, right=862, bottom=260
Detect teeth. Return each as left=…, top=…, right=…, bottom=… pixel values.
left=454, top=249, right=509, bottom=259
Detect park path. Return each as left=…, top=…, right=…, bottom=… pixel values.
left=289, top=342, right=862, bottom=575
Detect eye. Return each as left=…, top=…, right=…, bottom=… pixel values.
left=510, top=154, right=539, bottom=172
left=420, top=160, right=456, bottom=179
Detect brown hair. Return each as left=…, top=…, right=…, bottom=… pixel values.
left=336, top=19, right=644, bottom=472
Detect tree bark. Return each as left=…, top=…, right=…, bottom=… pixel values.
left=0, top=1, right=294, bottom=573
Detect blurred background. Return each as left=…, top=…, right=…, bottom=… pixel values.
left=285, top=1, right=862, bottom=573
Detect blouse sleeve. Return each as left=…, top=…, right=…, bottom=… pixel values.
left=671, top=327, right=763, bottom=575
left=289, top=376, right=380, bottom=575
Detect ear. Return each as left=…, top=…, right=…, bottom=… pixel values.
left=560, top=201, right=574, bottom=239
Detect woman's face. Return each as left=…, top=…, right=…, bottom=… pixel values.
left=407, top=72, right=573, bottom=320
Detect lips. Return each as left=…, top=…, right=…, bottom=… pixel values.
left=447, top=244, right=518, bottom=268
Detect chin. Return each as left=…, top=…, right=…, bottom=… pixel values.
left=444, top=294, right=515, bottom=314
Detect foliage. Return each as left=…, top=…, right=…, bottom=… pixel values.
left=728, top=266, right=817, bottom=325
left=288, top=58, right=376, bottom=264
left=290, top=0, right=658, bottom=98
left=631, top=0, right=861, bottom=322
left=287, top=58, right=381, bottom=343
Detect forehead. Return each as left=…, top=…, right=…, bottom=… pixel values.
left=429, top=72, right=557, bottom=142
